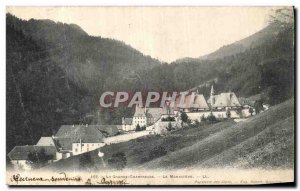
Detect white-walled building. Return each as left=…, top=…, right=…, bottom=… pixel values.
left=121, top=104, right=147, bottom=131
left=132, top=105, right=147, bottom=127
left=121, top=104, right=175, bottom=131
left=177, top=85, right=254, bottom=122
left=54, top=124, right=117, bottom=156
left=8, top=145, right=57, bottom=171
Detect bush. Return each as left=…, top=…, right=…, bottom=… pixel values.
left=166, top=122, right=173, bottom=131
left=254, top=100, right=264, bottom=114
left=200, top=115, right=206, bottom=122
left=249, top=107, right=254, bottom=116
left=206, top=113, right=217, bottom=123
left=79, top=153, right=95, bottom=171
left=27, top=148, right=53, bottom=169
left=161, top=116, right=176, bottom=121
left=194, top=119, right=200, bottom=126
left=135, top=124, right=142, bottom=131
left=181, top=112, right=189, bottom=123
left=141, top=125, right=146, bottom=130
left=148, top=146, right=167, bottom=161
left=226, top=110, right=231, bottom=118
left=107, top=152, right=127, bottom=170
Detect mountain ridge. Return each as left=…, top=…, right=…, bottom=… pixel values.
left=175, top=24, right=283, bottom=62
left=6, top=13, right=294, bottom=156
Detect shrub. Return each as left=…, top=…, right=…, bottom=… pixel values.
left=27, top=148, right=53, bottom=169
left=206, top=113, right=217, bottom=123
left=254, top=100, right=264, bottom=114
left=107, top=152, right=127, bottom=170
left=249, top=107, right=254, bottom=116
left=200, top=115, right=206, bottom=122
left=180, top=112, right=189, bottom=123
left=148, top=146, right=167, bottom=161
left=166, top=122, right=173, bottom=131
left=226, top=110, right=231, bottom=118
left=135, top=124, right=142, bottom=131
left=79, top=153, right=95, bottom=171
left=194, top=119, right=200, bottom=126
left=161, top=116, right=176, bottom=122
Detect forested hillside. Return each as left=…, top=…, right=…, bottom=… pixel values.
left=140, top=20, right=294, bottom=104
left=6, top=14, right=160, bottom=153
left=6, top=9, right=294, bottom=154
left=199, top=23, right=284, bottom=60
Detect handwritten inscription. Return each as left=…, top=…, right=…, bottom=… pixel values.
left=11, top=172, right=82, bottom=184
left=97, top=178, right=128, bottom=185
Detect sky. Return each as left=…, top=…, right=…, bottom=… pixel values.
left=7, top=7, right=277, bottom=62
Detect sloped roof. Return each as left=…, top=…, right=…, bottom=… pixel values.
left=146, top=107, right=174, bottom=118
left=146, top=108, right=164, bottom=121
left=122, top=118, right=133, bottom=125
left=175, top=93, right=209, bottom=109
left=55, top=125, right=106, bottom=143
left=91, top=125, right=119, bottom=136
left=134, top=106, right=146, bottom=117
left=36, top=137, right=56, bottom=147
left=193, top=94, right=209, bottom=109
left=209, top=92, right=241, bottom=107
left=55, top=137, right=74, bottom=151
left=8, top=146, right=57, bottom=160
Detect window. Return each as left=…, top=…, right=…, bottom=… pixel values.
left=87, top=148, right=89, bottom=151
left=92, top=144, right=94, bottom=146
left=75, top=149, right=78, bottom=152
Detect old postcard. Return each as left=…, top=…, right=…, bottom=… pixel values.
left=6, top=6, right=295, bottom=186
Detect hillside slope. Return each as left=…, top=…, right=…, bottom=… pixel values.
left=169, top=21, right=294, bottom=103
left=139, top=98, right=294, bottom=169
left=6, top=14, right=160, bottom=153
left=199, top=24, right=283, bottom=60
left=41, top=121, right=236, bottom=172
left=6, top=12, right=294, bottom=156
left=7, top=14, right=160, bottom=93
left=41, top=98, right=294, bottom=172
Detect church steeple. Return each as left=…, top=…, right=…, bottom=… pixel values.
left=210, top=85, right=215, bottom=105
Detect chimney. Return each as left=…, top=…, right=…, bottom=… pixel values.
left=72, top=124, right=75, bottom=127
left=86, top=124, right=88, bottom=127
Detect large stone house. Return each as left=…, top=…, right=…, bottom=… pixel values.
left=121, top=105, right=175, bottom=131
left=8, top=145, right=57, bottom=171
left=8, top=124, right=119, bottom=170
left=54, top=124, right=119, bottom=157
left=121, top=117, right=134, bottom=131
left=122, top=105, right=147, bottom=131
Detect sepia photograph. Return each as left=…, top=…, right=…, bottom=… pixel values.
left=5, top=6, right=295, bottom=186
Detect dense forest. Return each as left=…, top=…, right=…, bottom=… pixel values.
left=6, top=9, right=294, bottom=153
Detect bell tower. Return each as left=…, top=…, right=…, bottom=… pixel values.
left=210, top=85, right=215, bottom=105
